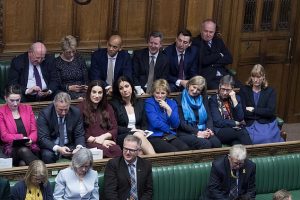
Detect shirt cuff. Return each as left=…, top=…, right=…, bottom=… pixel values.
left=76, top=145, right=84, bottom=149
left=176, top=79, right=181, bottom=87
left=53, top=145, right=60, bottom=152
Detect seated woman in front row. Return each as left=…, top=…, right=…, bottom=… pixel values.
left=77, top=80, right=122, bottom=158
left=110, top=76, right=156, bottom=155
left=144, top=79, right=189, bottom=153
left=11, top=160, right=53, bottom=200
left=176, top=76, right=221, bottom=149
left=54, top=148, right=99, bottom=200
left=209, top=75, right=252, bottom=145
left=0, top=84, right=39, bottom=166
left=241, top=64, right=283, bottom=144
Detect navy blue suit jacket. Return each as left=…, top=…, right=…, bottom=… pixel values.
left=8, top=52, right=58, bottom=96
left=241, top=85, right=277, bottom=126
left=163, top=43, right=198, bottom=90
left=132, top=48, right=169, bottom=91
left=89, top=48, right=132, bottom=85
left=205, top=155, right=256, bottom=200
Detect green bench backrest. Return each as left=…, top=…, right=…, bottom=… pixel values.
left=152, top=162, right=211, bottom=200
left=252, top=153, right=300, bottom=194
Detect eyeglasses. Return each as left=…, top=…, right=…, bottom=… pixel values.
left=219, top=87, right=232, bottom=92
left=123, top=147, right=139, bottom=153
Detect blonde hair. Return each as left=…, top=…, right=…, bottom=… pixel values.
left=246, top=64, right=268, bottom=88
left=61, top=35, right=77, bottom=51
left=186, top=76, right=207, bottom=95
left=24, top=160, right=48, bottom=187
left=151, top=79, right=170, bottom=95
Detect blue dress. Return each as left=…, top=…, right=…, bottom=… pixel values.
left=245, top=91, right=283, bottom=144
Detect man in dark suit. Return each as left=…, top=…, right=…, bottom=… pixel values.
left=89, top=35, right=132, bottom=95
left=164, top=29, right=198, bottom=92
left=193, top=19, right=233, bottom=90
left=0, top=177, right=11, bottom=200
left=204, top=144, right=256, bottom=200
left=132, top=31, right=169, bottom=94
left=8, top=42, right=58, bottom=102
left=104, top=135, right=153, bottom=200
left=37, top=92, right=85, bottom=164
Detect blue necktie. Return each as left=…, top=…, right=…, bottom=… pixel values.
left=128, top=163, right=138, bottom=200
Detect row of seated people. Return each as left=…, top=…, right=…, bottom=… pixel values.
left=0, top=62, right=283, bottom=167
left=0, top=143, right=293, bottom=200
left=6, top=19, right=236, bottom=102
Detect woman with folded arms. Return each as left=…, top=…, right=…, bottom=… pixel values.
left=54, top=148, right=99, bottom=200
left=11, top=160, right=53, bottom=200
left=55, top=35, right=89, bottom=99
left=209, top=75, right=252, bottom=145
left=176, top=76, right=221, bottom=149
left=77, top=80, right=122, bottom=158
left=0, top=84, right=39, bottom=166
left=241, top=64, right=283, bottom=144
left=144, top=79, right=189, bottom=153
left=111, top=76, right=155, bottom=155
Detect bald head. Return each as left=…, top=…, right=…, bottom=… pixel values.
left=201, top=19, right=216, bottom=42
left=107, top=35, right=122, bottom=57
left=28, top=42, right=47, bottom=66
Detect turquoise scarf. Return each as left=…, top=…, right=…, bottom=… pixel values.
left=181, top=89, right=207, bottom=130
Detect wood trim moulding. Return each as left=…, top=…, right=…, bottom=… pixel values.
left=1, top=141, right=300, bottom=181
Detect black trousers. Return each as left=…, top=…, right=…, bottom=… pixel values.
left=215, top=127, right=252, bottom=145
left=178, top=132, right=222, bottom=149
left=148, top=136, right=190, bottom=153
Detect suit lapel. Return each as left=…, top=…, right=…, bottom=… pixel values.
left=142, top=49, right=150, bottom=75
left=5, top=105, right=18, bottom=134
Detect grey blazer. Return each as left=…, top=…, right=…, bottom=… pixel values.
left=53, top=167, right=99, bottom=200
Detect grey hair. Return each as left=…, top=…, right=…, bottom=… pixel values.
left=219, top=75, right=235, bottom=88
left=71, top=148, right=93, bottom=169
left=53, top=92, right=71, bottom=105
left=124, top=135, right=142, bottom=148
left=186, top=76, right=207, bottom=91
left=61, top=35, right=77, bottom=51
left=273, top=189, right=291, bottom=200
left=229, top=144, right=247, bottom=161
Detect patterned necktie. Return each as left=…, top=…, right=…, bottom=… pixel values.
left=59, top=117, right=65, bottom=147
left=178, top=54, right=184, bottom=80
left=33, top=65, right=42, bottom=89
left=208, top=40, right=212, bottom=48
left=107, top=57, right=114, bottom=86
left=128, top=163, right=138, bottom=200
left=146, top=55, right=155, bottom=93
left=229, top=170, right=239, bottom=199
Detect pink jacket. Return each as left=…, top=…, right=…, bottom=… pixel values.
left=0, top=104, right=38, bottom=144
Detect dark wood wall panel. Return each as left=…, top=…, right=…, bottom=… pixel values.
left=41, top=0, right=73, bottom=49
left=75, top=0, right=110, bottom=49
left=3, top=0, right=36, bottom=52
left=119, top=0, right=149, bottom=48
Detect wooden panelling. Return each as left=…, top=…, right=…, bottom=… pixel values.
left=118, top=0, right=149, bottom=48
left=186, top=0, right=214, bottom=36
left=239, top=40, right=261, bottom=63
left=265, top=38, right=289, bottom=62
left=74, top=0, right=110, bottom=49
left=3, top=0, right=37, bottom=52
left=40, top=0, right=73, bottom=49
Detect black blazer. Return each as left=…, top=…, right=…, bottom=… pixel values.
left=205, top=155, right=256, bottom=200
left=104, top=156, right=153, bottom=200
left=241, top=85, right=277, bottom=126
left=8, top=52, right=59, bottom=95
left=132, top=48, right=169, bottom=91
left=193, top=36, right=232, bottom=80
left=175, top=93, right=213, bottom=135
left=89, top=48, right=132, bottom=85
left=110, top=98, right=147, bottom=135
left=209, top=94, right=244, bottom=133
left=164, top=43, right=198, bottom=85
left=37, top=104, right=86, bottom=151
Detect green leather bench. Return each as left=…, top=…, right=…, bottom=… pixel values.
left=40, top=153, right=300, bottom=199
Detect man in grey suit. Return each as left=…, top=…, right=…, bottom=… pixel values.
left=104, top=135, right=153, bottom=200
left=37, top=92, right=85, bottom=163
left=132, top=31, right=169, bottom=94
